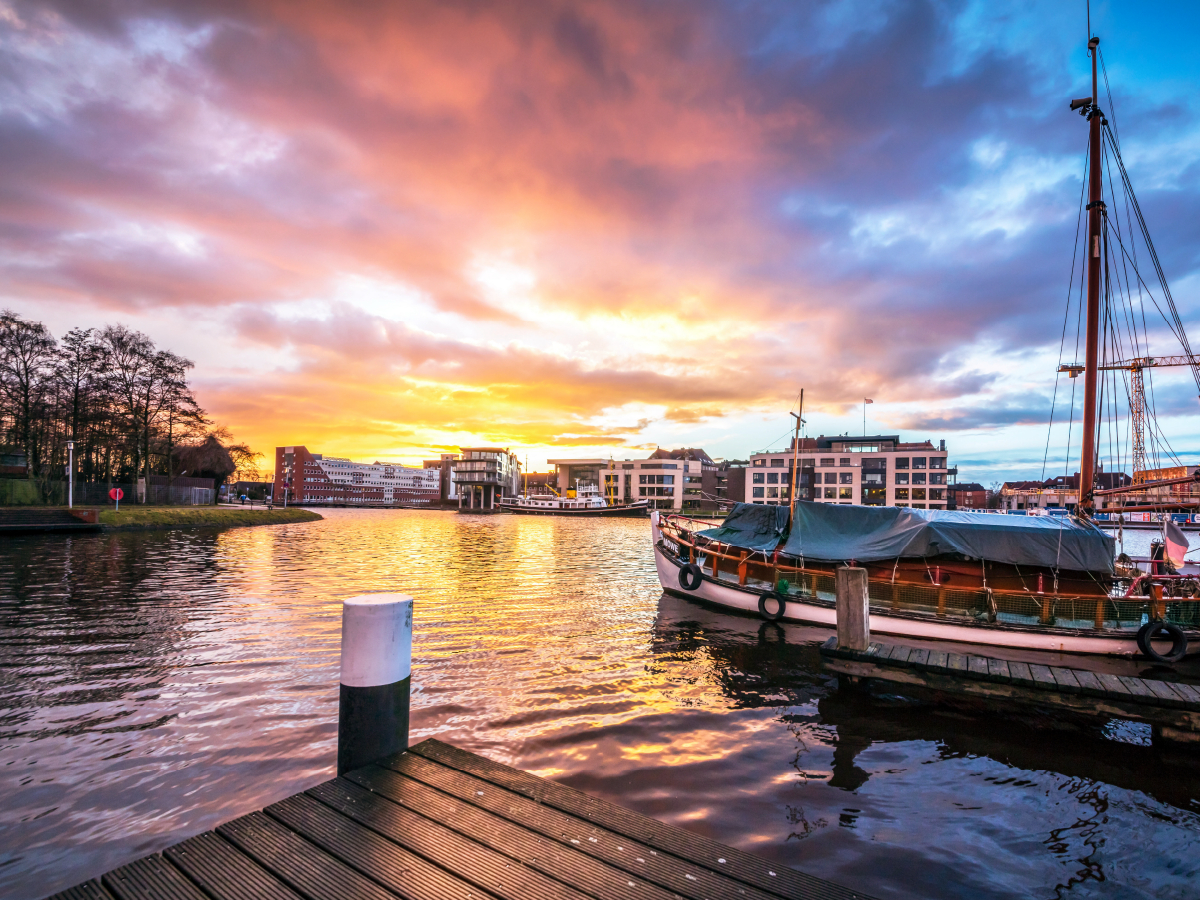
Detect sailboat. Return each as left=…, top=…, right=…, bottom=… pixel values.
left=650, top=34, right=1200, bottom=661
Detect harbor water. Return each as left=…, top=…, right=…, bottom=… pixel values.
left=1, top=510, right=1198, bottom=900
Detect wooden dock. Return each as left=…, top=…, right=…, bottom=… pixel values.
left=49, top=738, right=874, bottom=900
left=819, top=637, right=1200, bottom=743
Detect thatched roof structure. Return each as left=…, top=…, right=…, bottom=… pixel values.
left=174, top=435, right=236, bottom=481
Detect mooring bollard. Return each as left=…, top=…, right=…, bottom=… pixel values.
left=835, top=566, right=870, bottom=651
left=338, top=593, right=413, bottom=776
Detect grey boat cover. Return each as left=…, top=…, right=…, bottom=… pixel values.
left=782, top=502, right=1114, bottom=573
left=696, top=502, right=790, bottom=552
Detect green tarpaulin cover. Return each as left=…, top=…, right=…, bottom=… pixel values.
left=782, top=502, right=1114, bottom=573
left=696, top=502, right=790, bottom=552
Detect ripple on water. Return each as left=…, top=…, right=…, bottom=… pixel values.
left=1, top=509, right=1199, bottom=900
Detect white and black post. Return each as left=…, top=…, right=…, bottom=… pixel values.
left=337, top=593, right=413, bottom=776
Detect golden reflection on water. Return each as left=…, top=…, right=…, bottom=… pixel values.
left=2, top=509, right=1199, bottom=900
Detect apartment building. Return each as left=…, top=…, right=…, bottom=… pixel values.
left=275, top=446, right=440, bottom=505
left=948, top=482, right=989, bottom=509
left=547, top=448, right=716, bottom=511
left=743, top=435, right=951, bottom=509
left=422, top=453, right=460, bottom=503
left=452, top=447, right=521, bottom=510
left=1000, top=472, right=1132, bottom=511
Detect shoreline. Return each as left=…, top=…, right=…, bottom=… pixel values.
left=99, top=507, right=323, bottom=531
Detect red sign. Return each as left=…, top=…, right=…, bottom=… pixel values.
left=109, top=488, right=124, bottom=501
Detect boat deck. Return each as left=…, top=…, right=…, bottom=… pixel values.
left=49, top=738, right=872, bottom=900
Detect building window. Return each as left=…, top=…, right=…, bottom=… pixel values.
left=781, top=472, right=791, bottom=485
left=639, top=474, right=675, bottom=485
left=766, top=487, right=779, bottom=498
left=753, top=472, right=765, bottom=484
left=824, top=487, right=836, bottom=499
left=767, top=473, right=779, bottom=484
left=912, top=473, right=927, bottom=485
left=824, top=473, right=837, bottom=484
left=839, top=472, right=853, bottom=484
left=930, top=489, right=945, bottom=501
left=913, top=488, right=927, bottom=500
left=770, top=459, right=783, bottom=467
left=895, top=473, right=909, bottom=485
left=820, top=458, right=835, bottom=467
left=930, top=458, right=946, bottom=469
left=895, top=458, right=909, bottom=469
left=895, top=489, right=909, bottom=500
left=752, top=486, right=765, bottom=498
left=840, top=458, right=851, bottom=467
left=912, top=457, right=927, bottom=469
left=930, top=473, right=945, bottom=484
left=839, top=487, right=853, bottom=499
left=801, top=458, right=815, bottom=466
left=753, top=459, right=766, bottom=467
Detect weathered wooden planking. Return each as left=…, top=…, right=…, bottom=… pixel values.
left=101, top=855, right=209, bottom=900
left=410, top=739, right=870, bottom=900
left=269, top=791, right=558, bottom=900
left=218, top=812, right=400, bottom=900
left=378, top=750, right=793, bottom=900
left=47, top=739, right=875, bottom=900
left=307, top=777, right=594, bottom=900
left=45, top=885, right=113, bottom=900
left=164, top=833, right=301, bottom=900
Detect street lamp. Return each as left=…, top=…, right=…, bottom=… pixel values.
left=66, top=440, right=75, bottom=508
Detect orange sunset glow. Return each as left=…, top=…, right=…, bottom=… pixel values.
left=5, top=1, right=1200, bottom=477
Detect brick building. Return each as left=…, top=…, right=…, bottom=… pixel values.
left=276, top=446, right=440, bottom=506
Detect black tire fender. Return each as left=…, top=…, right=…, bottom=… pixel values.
left=679, top=562, right=704, bottom=591
left=758, top=591, right=786, bottom=622
left=1136, top=621, right=1188, bottom=664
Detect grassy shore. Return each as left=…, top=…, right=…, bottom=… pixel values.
left=100, top=506, right=323, bottom=530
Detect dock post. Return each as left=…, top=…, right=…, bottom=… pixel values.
left=835, top=566, right=870, bottom=650
left=338, top=593, right=413, bottom=776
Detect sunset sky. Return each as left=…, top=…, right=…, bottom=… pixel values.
left=4, top=0, right=1200, bottom=482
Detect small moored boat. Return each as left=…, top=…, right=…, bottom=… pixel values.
left=501, top=482, right=649, bottom=517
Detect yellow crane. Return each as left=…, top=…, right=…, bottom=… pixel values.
left=1059, top=355, right=1199, bottom=483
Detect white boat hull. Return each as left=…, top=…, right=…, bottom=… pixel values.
left=650, top=512, right=1145, bottom=657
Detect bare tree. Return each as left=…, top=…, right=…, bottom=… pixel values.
left=0, top=311, right=57, bottom=484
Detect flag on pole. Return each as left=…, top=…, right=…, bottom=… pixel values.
left=1163, top=518, right=1189, bottom=570
left=865, top=398, right=874, bottom=404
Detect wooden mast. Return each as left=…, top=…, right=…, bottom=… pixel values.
left=1078, top=35, right=1103, bottom=514
left=789, top=389, right=804, bottom=520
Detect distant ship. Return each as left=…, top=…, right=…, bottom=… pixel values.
left=500, top=482, right=649, bottom=517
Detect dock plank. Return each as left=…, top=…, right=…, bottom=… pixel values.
left=45, top=882, right=115, bottom=900
left=927, top=651, right=948, bottom=672
left=269, top=790, right=570, bottom=900
left=946, top=654, right=967, bottom=673
left=966, top=656, right=990, bottom=678
left=332, top=770, right=688, bottom=900
left=1164, top=681, right=1200, bottom=705
left=1007, top=662, right=1034, bottom=687
left=1072, top=670, right=1104, bottom=695
left=1118, top=676, right=1161, bottom=703
left=164, top=833, right=300, bottom=900
left=1096, top=673, right=1131, bottom=696
left=1028, top=665, right=1057, bottom=690
left=306, top=778, right=599, bottom=900
left=369, top=754, right=787, bottom=900
left=218, top=812, right=400, bottom=900
left=1143, top=680, right=1186, bottom=707
left=101, top=856, right=208, bottom=900
left=865, top=643, right=884, bottom=657
left=888, top=645, right=912, bottom=665
left=409, top=739, right=864, bottom=900
left=1050, top=668, right=1080, bottom=694
left=986, top=659, right=1010, bottom=683
left=908, top=649, right=930, bottom=668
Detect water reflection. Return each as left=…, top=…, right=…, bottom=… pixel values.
left=1, top=510, right=1198, bottom=900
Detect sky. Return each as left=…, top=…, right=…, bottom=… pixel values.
left=2, top=0, right=1200, bottom=483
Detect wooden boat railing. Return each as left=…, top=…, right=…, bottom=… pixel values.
left=658, top=514, right=1200, bottom=631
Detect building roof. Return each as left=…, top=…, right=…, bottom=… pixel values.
left=949, top=482, right=987, bottom=492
